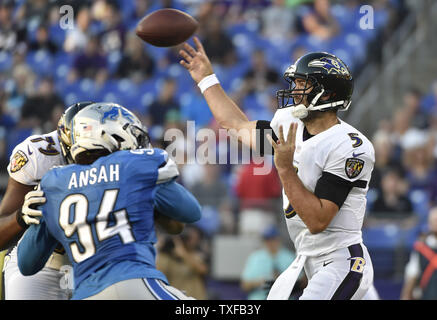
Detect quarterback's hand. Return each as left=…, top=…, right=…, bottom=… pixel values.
left=179, top=37, right=214, bottom=84
left=267, top=123, right=298, bottom=171
left=21, top=189, right=46, bottom=225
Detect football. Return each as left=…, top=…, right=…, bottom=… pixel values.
left=135, top=8, right=198, bottom=47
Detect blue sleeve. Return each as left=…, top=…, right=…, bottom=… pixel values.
left=154, top=181, right=201, bottom=223
left=17, top=218, right=58, bottom=276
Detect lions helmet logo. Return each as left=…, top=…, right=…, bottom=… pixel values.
left=100, top=105, right=135, bottom=124
left=308, top=57, right=349, bottom=75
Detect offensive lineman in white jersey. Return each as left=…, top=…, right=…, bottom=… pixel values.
left=0, top=102, right=94, bottom=299
left=0, top=102, right=184, bottom=300
left=180, top=37, right=378, bottom=299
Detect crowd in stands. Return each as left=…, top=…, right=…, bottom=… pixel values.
left=1, top=0, right=421, bottom=298
left=365, top=83, right=437, bottom=256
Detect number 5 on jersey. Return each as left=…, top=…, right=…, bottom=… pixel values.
left=59, top=189, right=135, bottom=263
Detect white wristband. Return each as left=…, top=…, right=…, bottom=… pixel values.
left=197, top=74, right=220, bottom=94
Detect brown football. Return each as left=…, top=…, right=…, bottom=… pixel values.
left=135, top=8, right=198, bottom=47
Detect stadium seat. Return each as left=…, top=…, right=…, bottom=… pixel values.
left=79, top=78, right=98, bottom=99
left=420, top=93, right=435, bottom=114
left=214, top=61, right=250, bottom=92
left=242, top=94, right=264, bottom=113
left=226, top=21, right=259, bottom=38
left=26, top=50, right=53, bottom=76
left=107, top=50, right=123, bottom=75
left=158, top=63, right=196, bottom=99
left=362, top=224, right=402, bottom=278
left=374, top=8, right=389, bottom=29
left=6, top=128, right=33, bottom=158
left=363, top=224, right=402, bottom=249
left=58, top=81, right=82, bottom=104
left=0, top=51, right=12, bottom=72
left=408, top=190, right=430, bottom=225
left=232, top=32, right=258, bottom=61
left=242, top=92, right=274, bottom=121
left=48, top=24, right=66, bottom=47
left=115, top=79, right=143, bottom=112
left=365, top=188, right=378, bottom=212
left=345, top=32, right=367, bottom=64
left=94, top=80, right=127, bottom=108
left=101, top=91, right=121, bottom=105
left=53, top=51, right=73, bottom=81
left=139, top=77, right=158, bottom=95
left=328, top=33, right=364, bottom=69
left=179, top=92, right=194, bottom=109
left=64, top=92, right=80, bottom=106
left=334, top=4, right=362, bottom=32
left=293, top=34, right=330, bottom=54
left=401, top=225, right=422, bottom=251
left=117, top=0, right=136, bottom=21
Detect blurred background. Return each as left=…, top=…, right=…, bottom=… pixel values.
left=1, top=0, right=437, bottom=300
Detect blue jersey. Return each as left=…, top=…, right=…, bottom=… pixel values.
left=17, top=148, right=201, bottom=299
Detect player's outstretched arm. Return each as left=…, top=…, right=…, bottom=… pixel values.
left=268, top=124, right=339, bottom=234
left=179, top=37, right=258, bottom=150
left=17, top=219, right=58, bottom=276
left=0, top=178, right=34, bottom=251
left=154, top=181, right=201, bottom=224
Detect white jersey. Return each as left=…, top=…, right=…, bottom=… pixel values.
left=270, top=111, right=375, bottom=257
left=4, top=130, right=70, bottom=300
left=7, top=131, right=66, bottom=185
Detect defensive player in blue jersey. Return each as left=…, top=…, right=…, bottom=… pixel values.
left=17, top=103, right=201, bottom=300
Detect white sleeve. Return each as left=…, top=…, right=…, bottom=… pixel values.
left=7, top=132, right=64, bottom=185
left=157, top=157, right=179, bottom=184
left=7, top=142, right=39, bottom=185
left=323, top=140, right=375, bottom=184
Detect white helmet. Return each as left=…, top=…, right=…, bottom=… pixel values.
left=70, top=102, right=150, bottom=164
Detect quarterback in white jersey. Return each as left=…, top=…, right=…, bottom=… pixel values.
left=270, top=115, right=374, bottom=257
left=180, top=38, right=378, bottom=299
